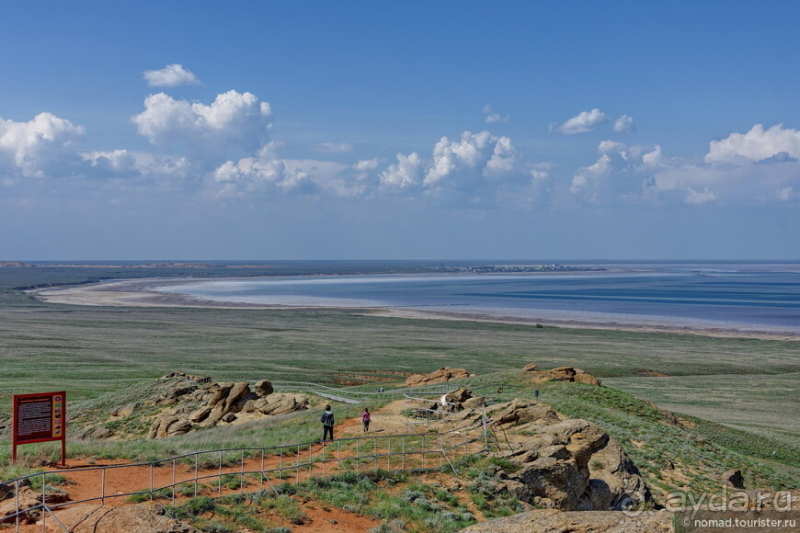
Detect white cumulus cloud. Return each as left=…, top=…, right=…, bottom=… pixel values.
left=424, top=131, right=516, bottom=188
left=571, top=141, right=666, bottom=204
left=557, top=109, right=611, bottom=135
left=571, top=127, right=800, bottom=207
left=132, top=90, right=273, bottom=158
left=0, top=112, right=85, bottom=178
left=555, top=109, right=635, bottom=135
left=380, top=152, right=424, bottom=192
left=705, top=124, right=800, bottom=163
left=613, top=114, right=635, bottom=133
left=143, top=64, right=201, bottom=87
left=482, top=104, right=509, bottom=124
left=377, top=131, right=520, bottom=206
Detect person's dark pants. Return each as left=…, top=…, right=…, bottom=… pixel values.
left=323, top=425, right=334, bottom=441
left=363, top=421, right=370, bottom=432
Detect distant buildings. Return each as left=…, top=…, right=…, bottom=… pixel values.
left=427, top=264, right=604, bottom=273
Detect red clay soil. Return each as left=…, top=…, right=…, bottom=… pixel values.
left=10, top=405, right=430, bottom=532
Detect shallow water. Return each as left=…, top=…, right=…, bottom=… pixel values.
left=154, top=263, right=800, bottom=334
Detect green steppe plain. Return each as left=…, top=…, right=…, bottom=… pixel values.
left=1, top=265, right=798, bottom=448
left=2, top=264, right=800, bottom=507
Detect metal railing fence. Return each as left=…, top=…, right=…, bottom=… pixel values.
left=2, top=420, right=490, bottom=533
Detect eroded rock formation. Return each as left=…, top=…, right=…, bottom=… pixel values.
left=460, top=508, right=673, bottom=533
left=147, top=378, right=308, bottom=439
left=403, top=367, right=474, bottom=387
left=522, top=365, right=602, bottom=386
left=488, top=400, right=650, bottom=512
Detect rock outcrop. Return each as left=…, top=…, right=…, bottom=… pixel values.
left=491, top=399, right=562, bottom=427
left=459, top=508, right=673, bottom=533
left=522, top=365, right=602, bottom=387
left=42, top=503, right=201, bottom=533
left=146, top=378, right=307, bottom=439
left=403, top=367, right=474, bottom=387
left=0, top=486, right=67, bottom=522
left=489, top=400, right=650, bottom=512
left=444, top=388, right=473, bottom=404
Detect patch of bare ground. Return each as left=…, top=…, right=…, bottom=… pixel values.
left=637, top=370, right=670, bottom=377
left=8, top=401, right=460, bottom=533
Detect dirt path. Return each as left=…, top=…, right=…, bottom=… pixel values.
left=8, top=401, right=481, bottom=532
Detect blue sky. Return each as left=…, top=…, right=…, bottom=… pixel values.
left=2, top=1, right=800, bottom=260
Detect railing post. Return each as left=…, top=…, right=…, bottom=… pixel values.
left=356, top=439, right=360, bottom=474
left=387, top=436, right=391, bottom=471
left=422, top=434, right=426, bottom=469
left=15, top=478, right=20, bottom=533
left=296, top=445, right=300, bottom=484
left=40, top=472, right=45, bottom=533
left=260, top=450, right=265, bottom=491
left=172, top=459, right=176, bottom=506
left=218, top=452, right=223, bottom=497
left=402, top=436, right=406, bottom=471
left=240, top=449, right=245, bottom=495
left=482, top=405, right=488, bottom=451
left=194, top=454, right=199, bottom=498
left=101, top=468, right=106, bottom=505
left=149, top=464, right=154, bottom=501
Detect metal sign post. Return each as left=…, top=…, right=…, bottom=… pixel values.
left=11, top=391, right=66, bottom=466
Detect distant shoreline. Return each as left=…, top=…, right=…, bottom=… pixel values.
left=29, top=277, right=800, bottom=342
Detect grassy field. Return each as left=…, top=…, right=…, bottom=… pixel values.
left=0, top=266, right=798, bottom=471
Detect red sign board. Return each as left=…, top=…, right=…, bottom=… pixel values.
left=12, top=391, right=66, bottom=465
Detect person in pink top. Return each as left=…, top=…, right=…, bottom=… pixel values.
left=362, top=407, right=371, bottom=432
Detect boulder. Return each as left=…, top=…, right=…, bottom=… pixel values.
left=44, top=502, right=202, bottom=533
left=491, top=413, right=651, bottom=512
left=254, top=394, right=309, bottom=416
left=110, top=402, right=139, bottom=418
left=222, top=382, right=251, bottom=412
left=491, top=399, right=561, bottom=426
left=0, top=482, right=12, bottom=502
left=204, top=382, right=251, bottom=425
left=232, top=392, right=259, bottom=413
left=516, top=456, right=587, bottom=509
left=549, top=367, right=577, bottom=381
left=207, top=383, right=234, bottom=408
left=444, top=388, right=472, bottom=404
left=161, top=372, right=210, bottom=384
left=574, top=373, right=602, bottom=386
left=522, top=363, right=538, bottom=372
left=133, top=376, right=311, bottom=438
left=90, top=426, right=113, bottom=440
left=254, top=379, right=274, bottom=396
left=189, top=407, right=212, bottom=423
left=0, top=486, right=68, bottom=522
left=459, top=508, right=673, bottom=533
left=463, top=396, right=486, bottom=409
left=525, top=366, right=602, bottom=387
left=166, top=419, right=193, bottom=436
left=403, top=367, right=473, bottom=387
left=164, top=385, right=197, bottom=400
left=148, top=416, right=193, bottom=439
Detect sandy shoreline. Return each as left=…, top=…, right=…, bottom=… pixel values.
left=30, top=277, right=800, bottom=341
